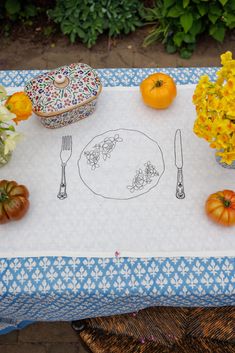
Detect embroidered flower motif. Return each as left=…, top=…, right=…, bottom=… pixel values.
left=144, top=161, right=159, bottom=183
left=128, top=169, right=146, bottom=193
left=84, top=147, right=100, bottom=170
left=127, top=161, right=158, bottom=193
left=84, top=134, right=123, bottom=169
left=100, top=134, right=123, bottom=160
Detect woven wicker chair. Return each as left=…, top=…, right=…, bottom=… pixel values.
left=75, top=306, right=235, bottom=353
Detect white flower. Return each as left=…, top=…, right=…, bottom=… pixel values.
left=0, top=105, right=16, bottom=123
left=4, top=132, right=21, bottom=155
left=0, top=85, right=7, bottom=101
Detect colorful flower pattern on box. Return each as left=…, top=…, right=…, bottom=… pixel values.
left=24, top=63, right=101, bottom=128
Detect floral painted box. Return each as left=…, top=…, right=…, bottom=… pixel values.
left=24, top=63, right=102, bottom=129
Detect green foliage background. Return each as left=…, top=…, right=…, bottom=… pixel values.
left=141, top=0, right=235, bottom=58
left=48, top=0, right=143, bottom=47
left=1, top=0, right=235, bottom=58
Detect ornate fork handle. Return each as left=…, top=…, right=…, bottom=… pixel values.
left=57, top=163, right=67, bottom=200
left=57, top=135, right=72, bottom=200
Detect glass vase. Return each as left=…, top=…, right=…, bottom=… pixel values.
left=0, top=139, right=11, bottom=167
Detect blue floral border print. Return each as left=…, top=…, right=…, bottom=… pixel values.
left=0, top=67, right=218, bottom=87
left=0, top=68, right=234, bottom=335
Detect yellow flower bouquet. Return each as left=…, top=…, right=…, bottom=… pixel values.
left=193, top=51, right=235, bottom=166
left=0, top=86, right=32, bottom=167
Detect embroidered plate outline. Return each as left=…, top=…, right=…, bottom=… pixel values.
left=78, top=128, right=165, bottom=200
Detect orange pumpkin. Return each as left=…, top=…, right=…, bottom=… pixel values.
left=140, top=73, right=177, bottom=109
left=0, top=180, right=29, bottom=224
left=205, top=190, right=235, bottom=227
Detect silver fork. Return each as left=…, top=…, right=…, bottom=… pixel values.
left=57, top=135, right=72, bottom=200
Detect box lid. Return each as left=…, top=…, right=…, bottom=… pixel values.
left=24, top=63, right=102, bottom=117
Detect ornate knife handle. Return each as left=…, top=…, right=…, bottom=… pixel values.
left=176, top=168, right=185, bottom=199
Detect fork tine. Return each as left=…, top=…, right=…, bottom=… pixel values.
left=67, top=136, right=69, bottom=150
left=65, top=136, right=68, bottom=150
left=68, top=135, right=72, bottom=149
left=67, top=135, right=70, bottom=150
left=61, top=135, right=72, bottom=150
left=66, top=135, right=72, bottom=150
left=62, top=136, right=65, bottom=150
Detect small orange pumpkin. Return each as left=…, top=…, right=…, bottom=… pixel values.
left=205, top=190, right=235, bottom=227
left=140, top=73, right=177, bottom=109
left=0, top=180, right=29, bottom=224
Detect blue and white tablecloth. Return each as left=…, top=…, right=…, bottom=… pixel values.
left=0, top=68, right=234, bottom=335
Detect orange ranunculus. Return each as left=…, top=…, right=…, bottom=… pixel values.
left=5, top=92, right=32, bottom=124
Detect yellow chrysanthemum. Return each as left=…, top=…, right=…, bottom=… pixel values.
left=193, top=51, right=235, bottom=164
left=217, top=151, right=235, bottom=165
left=221, top=51, right=232, bottom=66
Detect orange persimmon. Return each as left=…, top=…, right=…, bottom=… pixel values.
left=140, top=73, right=177, bottom=109
left=205, top=190, right=235, bottom=227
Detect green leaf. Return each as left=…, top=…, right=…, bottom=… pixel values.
left=183, top=33, right=195, bottom=43
left=190, top=20, right=202, bottom=36
left=180, top=48, right=193, bottom=59
left=76, top=27, right=86, bottom=38
left=24, top=4, right=37, bottom=18
left=5, top=0, right=20, bottom=15
left=163, top=0, right=175, bottom=8
left=143, top=27, right=162, bottom=47
left=210, top=5, right=222, bottom=16
left=209, top=24, right=226, bottom=42
left=197, top=3, right=207, bottom=17
left=173, top=32, right=184, bottom=47
left=167, top=5, right=184, bottom=18
left=8, top=125, right=15, bottom=132
left=229, top=2, right=235, bottom=11
left=166, top=42, right=177, bottom=54
left=208, top=13, right=219, bottom=24
left=208, top=4, right=222, bottom=24
left=183, top=0, right=190, bottom=8
left=187, top=43, right=196, bottom=51
left=70, top=32, right=76, bottom=43
left=224, top=13, right=235, bottom=28
left=180, top=12, right=193, bottom=33
left=141, top=7, right=161, bottom=21
left=219, top=0, right=228, bottom=5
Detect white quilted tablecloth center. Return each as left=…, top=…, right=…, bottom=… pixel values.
left=1, top=85, right=235, bottom=258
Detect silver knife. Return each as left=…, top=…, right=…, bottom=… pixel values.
left=174, top=129, right=185, bottom=199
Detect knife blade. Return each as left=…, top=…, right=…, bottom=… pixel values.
left=174, top=129, right=183, bottom=169
left=174, top=129, right=185, bottom=199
